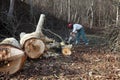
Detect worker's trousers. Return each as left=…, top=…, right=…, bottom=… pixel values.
left=75, top=27, right=88, bottom=44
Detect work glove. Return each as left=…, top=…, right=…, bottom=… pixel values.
left=70, top=32, right=76, bottom=37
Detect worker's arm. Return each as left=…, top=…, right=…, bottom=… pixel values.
left=67, top=32, right=76, bottom=44
left=70, top=32, right=76, bottom=37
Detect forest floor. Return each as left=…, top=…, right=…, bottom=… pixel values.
left=1, top=35, right=120, bottom=80
left=0, top=1, right=120, bottom=79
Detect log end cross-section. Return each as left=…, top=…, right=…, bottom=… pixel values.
left=0, top=44, right=26, bottom=74
left=23, top=38, right=45, bottom=59
left=62, top=44, right=72, bottom=56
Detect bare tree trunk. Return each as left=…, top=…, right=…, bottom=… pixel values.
left=115, top=0, right=120, bottom=27
left=108, top=0, right=120, bottom=52
left=7, top=0, right=17, bottom=37
left=87, top=0, right=94, bottom=28
left=90, top=0, right=94, bottom=28
left=67, top=0, right=71, bottom=22
left=7, top=0, right=15, bottom=19
left=29, top=0, right=33, bottom=21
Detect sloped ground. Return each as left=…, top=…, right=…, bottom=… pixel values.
left=0, top=36, right=120, bottom=80
left=0, top=1, right=120, bottom=80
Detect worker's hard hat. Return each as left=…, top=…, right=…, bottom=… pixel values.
left=67, top=23, right=73, bottom=29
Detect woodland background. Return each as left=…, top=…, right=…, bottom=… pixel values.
left=0, top=0, right=120, bottom=52
left=0, top=0, right=120, bottom=79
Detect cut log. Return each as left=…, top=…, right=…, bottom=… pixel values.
left=20, top=14, right=46, bottom=47
left=23, top=38, right=45, bottom=58
left=62, top=44, right=72, bottom=56
left=0, top=38, right=26, bottom=74
left=20, top=14, right=54, bottom=58
left=45, top=41, right=60, bottom=50
left=20, top=14, right=46, bottom=59
left=20, top=14, right=73, bottom=58
left=0, top=38, right=21, bottom=48
left=44, top=42, right=72, bottom=56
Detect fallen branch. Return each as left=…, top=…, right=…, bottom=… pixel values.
left=42, top=28, right=64, bottom=42
left=42, top=28, right=73, bottom=56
